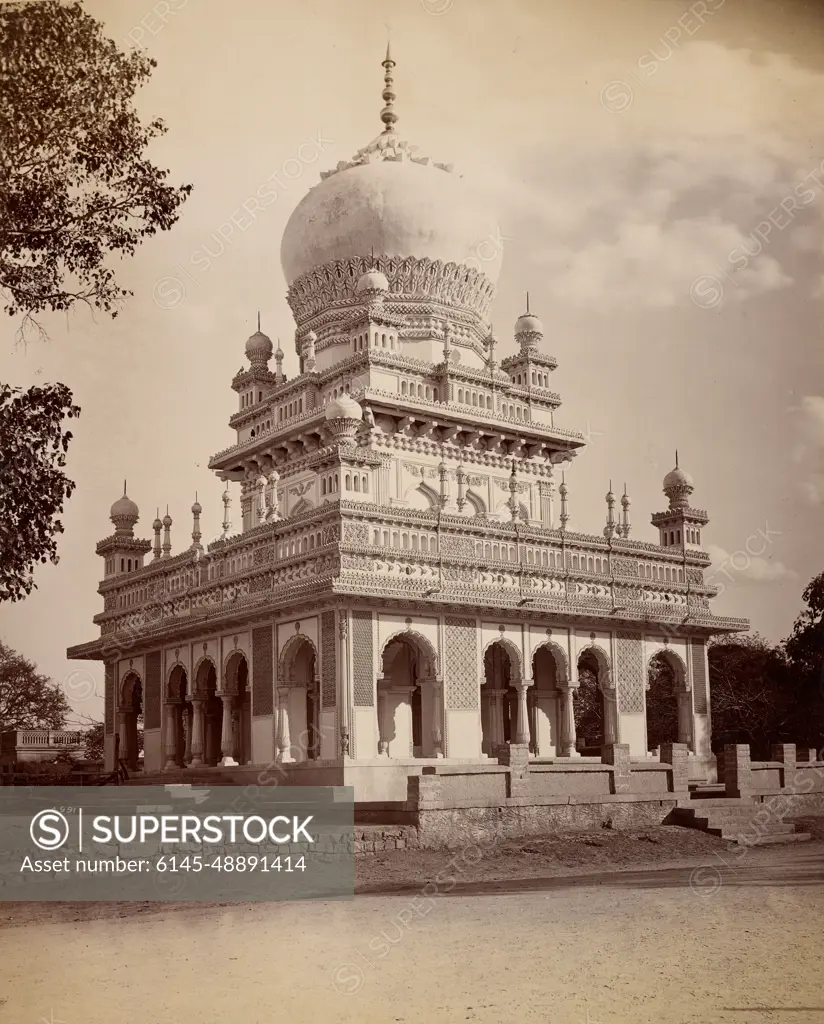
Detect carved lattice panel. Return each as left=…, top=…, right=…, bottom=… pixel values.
left=321, top=611, right=336, bottom=708
left=615, top=632, right=644, bottom=713
left=691, top=638, right=708, bottom=714
left=351, top=610, right=374, bottom=707
left=444, top=616, right=478, bottom=709
left=105, top=663, right=115, bottom=735
left=252, top=625, right=274, bottom=716
left=144, top=651, right=162, bottom=730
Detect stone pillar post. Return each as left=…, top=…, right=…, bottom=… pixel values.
left=771, top=743, right=796, bottom=791
left=513, top=679, right=533, bottom=745
left=162, top=702, right=178, bottom=771
left=660, top=742, right=689, bottom=793
left=488, top=689, right=505, bottom=751
left=724, top=743, right=752, bottom=798
left=377, top=682, right=388, bottom=756
left=276, top=687, right=294, bottom=763
left=117, top=711, right=129, bottom=767
left=677, top=691, right=693, bottom=748
left=219, top=694, right=238, bottom=766
left=602, top=743, right=631, bottom=794
left=602, top=684, right=618, bottom=745
left=431, top=678, right=444, bottom=758
left=189, top=697, right=205, bottom=766
left=557, top=683, right=578, bottom=757
left=183, top=705, right=193, bottom=765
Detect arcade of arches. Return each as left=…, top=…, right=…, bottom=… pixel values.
left=376, top=633, right=443, bottom=758
left=117, top=672, right=143, bottom=771
left=276, top=635, right=321, bottom=762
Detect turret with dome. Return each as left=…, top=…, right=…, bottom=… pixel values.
left=69, top=45, right=746, bottom=789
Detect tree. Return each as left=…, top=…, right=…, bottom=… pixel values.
left=783, top=571, right=824, bottom=747
left=708, top=633, right=793, bottom=759
left=0, top=642, right=70, bottom=731
left=0, top=382, right=79, bottom=601
left=83, top=720, right=104, bottom=762
left=0, top=0, right=191, bottom=329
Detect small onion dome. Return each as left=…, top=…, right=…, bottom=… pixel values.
left=162, top=511, right=173, bottom=528
left=110, top=492, right=139, bottom=520
left=515, top=313, right=544, bottom=336
left=325, top=394, right=363, bottom=422
left=152, top=514, right=162, bottom=530
left=245, top=329, right=273, bottom=365
left=191, top=499, right=202, bottom=515
left=663, top=465, right=694, bottom=490
left=356, top=269, right=390, bottom=294
left=274, top=342, right=284, bottom=360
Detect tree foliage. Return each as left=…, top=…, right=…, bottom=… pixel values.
left=83, top=720, right=104, bottom=762
left=0, top=0, right=191, bottom=328
left=646, top=655, right=679, bottom=752
left=0, top=641, right=70, bottom=731
left=708, top=633, right=793, bottom=759
left=0, top=382, right=79, bottom=601
left=784, top=570, right=824, bottom=745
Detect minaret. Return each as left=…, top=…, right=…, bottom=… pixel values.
left=507, top=459, right=519, bottom=521
left=603, top=481, right=616, bottom=539
left=161, top=506, right=172, bottom=558
left=221, top=486, right=232, bottom=539
left=96, top=483, right=151, bottom=578
left=190, top=494, right=203, bottom=554
left=274, top=341, right=285, bottom=382
left=152, top=508, right=162, bottom=560
left=651, top=452, right=708, bottom=551
left=559, top=473, right=569, bottom=532
left=380, top=40, right=397, bottom=134
left=620, top=484, right=632, bottom=538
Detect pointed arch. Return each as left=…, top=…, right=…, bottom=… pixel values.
left=192, top=656, right=217, bottom=695
left=381, top=628, right=439, bottom=678
left=577, top=644, right=612, bottom=690
left=416, top=482, right=440, bottom=509
left=278, top=632, right=318, bottom=683
left=531, top=639, right=569, bottom=685
left=482, top=636, right=522, bottom=684
left=465, top=489, right=486, bottom=516
left=646, top=647, right=689, bottom=692
left=166, top=663, right=188, bottom=701
left=222, top=649, right=249, bottom=694
left=120, top=670, right=142, bottom=708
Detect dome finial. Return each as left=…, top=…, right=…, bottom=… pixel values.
left=675, top=448, right=679, bottom=469
left=257, top=310, right=261, bottom=332
left=526, top=291, right=530, bottom=314
left=380, top=38, right=397, bottom=134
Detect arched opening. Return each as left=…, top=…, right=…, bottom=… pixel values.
left=192, top=658, right=218, bottom=766
left=222, top=651, right=252, bottom=766
left=646, top=650, right=691, bottom=752
left=574, top=648, right=616, bottom=755
left=278, top=636, right=320, bottom=761
left=530, top=644, right=566, bottom=757
left=377, top=634, right=440, bottom=758
left=480, top=639, right=521, bottom=756
left=165, top=664, right=189, bottom=769
left=118, top=672, right=143, bottom=771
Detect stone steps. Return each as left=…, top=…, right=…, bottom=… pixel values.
left=673, top=801, right=810, bottom=847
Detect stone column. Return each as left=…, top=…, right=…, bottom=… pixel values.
left=117, top=711, right=129, bottom=766
left=771, top=743, right=796, bottom=791
left=431, top=678, right=444, bottom=758
left=677, top=691, right=693, bottom=748
left=183, top=705, right=193, bottom=765
left=723, top=743, right=752, bottom=798
left=488, top=689, right=506, bottom=751
left=276, top=686, right=294, bottom=763
left=660, top=742, right=689, bottom=793
left=513, top=679, right=533, bottom=745
left=189, top=697, right=205, bottom=766
left=163, top=702, right=178, bottom=771
left=219, top=694, right=238, bottom=766
left=557, top=683, right=578, bottom=757
left=377, top=683, right=389, bottom=756
left=602, top=684, right=618, bottom=745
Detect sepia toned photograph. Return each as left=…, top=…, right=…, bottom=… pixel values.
left=1, top=0, right=823, bottom=1021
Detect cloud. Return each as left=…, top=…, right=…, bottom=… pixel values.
left=706, top=544, right=796, bottom=583
left=791, top=395, right=824, bottom=503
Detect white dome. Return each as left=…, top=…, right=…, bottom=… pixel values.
left=664, top=466, right=694, bottom=490
left=280, top=157, right=502, bottom=285
left=515, top=313, right=543, bottom=335
left=356, top=269, right=390, bottom=293
left=110, top=493, right=138, bottom=519
left=325, top=395, right=363, bottom=422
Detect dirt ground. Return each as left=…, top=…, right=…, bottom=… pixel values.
left=0, top=821, right=819, bottom=928
left=0, top=823, right=822, bottom=1024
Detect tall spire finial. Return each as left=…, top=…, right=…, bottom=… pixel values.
left=257, top=311, right=260, bottom=332
left=675, top=449, right=679, bottom=468
left=123, top=479, right=127, bottom=495
left=380, top=39, right=397, bottom=134
left=526, top=291, right=530, bottom=314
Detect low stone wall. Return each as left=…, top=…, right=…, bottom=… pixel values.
left=723, top=743, right=824, bottom=799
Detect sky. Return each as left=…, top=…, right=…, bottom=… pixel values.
left=3, top=0, right=824, bottom=724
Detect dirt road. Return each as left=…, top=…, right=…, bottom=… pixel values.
left=1, top=847, right=822, bottom=1024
